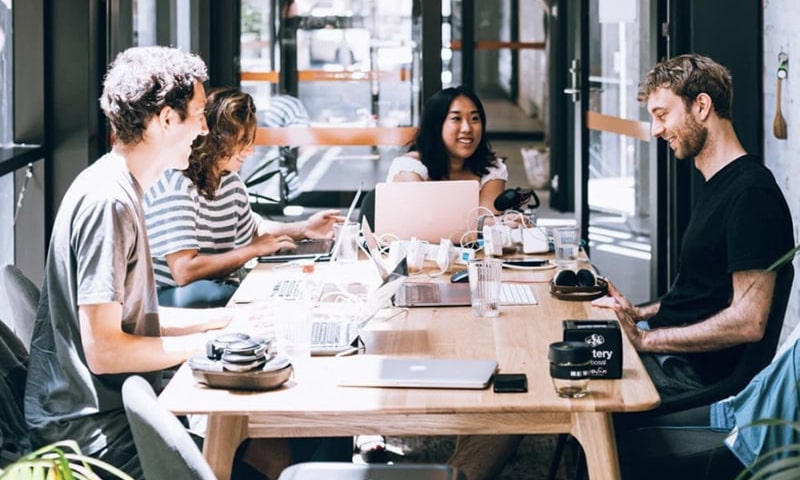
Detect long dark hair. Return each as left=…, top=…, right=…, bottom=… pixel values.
left=409, top=85, right=497, bottom=180
left=184, top=88, right=256, bottom=200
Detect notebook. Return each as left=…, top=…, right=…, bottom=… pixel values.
left=336, top=357, right=498, bottom=389
left=374, top=180, right=479, bottom=244
left=257, top=185, right=363, bottom=263
left=394, top=282, right=537, bottom=308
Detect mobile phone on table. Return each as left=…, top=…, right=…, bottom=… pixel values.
left=493, top=373, right=528, bottom=393
left=501, top=258, right=549, bottom=268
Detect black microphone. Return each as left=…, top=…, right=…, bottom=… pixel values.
left=493, top=187, right=541, bottom=211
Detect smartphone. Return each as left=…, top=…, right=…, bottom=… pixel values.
left=492, top=373, right=528, bottom=393
left=501, top=258, right=549, bottom=268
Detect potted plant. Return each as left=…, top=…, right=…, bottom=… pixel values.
left=0, top=441, right=133, bottom=480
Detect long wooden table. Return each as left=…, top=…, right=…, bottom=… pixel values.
left=158, top=259, right=660, bottom=480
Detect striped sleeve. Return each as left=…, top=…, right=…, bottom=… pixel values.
left=144, top=169, right=199, bottom=287
left=259, top=95, right=310, bottom=127
left=215, top=174, right=257, bottom=248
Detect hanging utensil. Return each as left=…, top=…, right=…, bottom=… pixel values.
left=773, top=52, right=788, bottom=140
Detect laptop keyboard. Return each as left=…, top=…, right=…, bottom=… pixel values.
left=311, top=321, right=344, bottom=346
left=500, top=284, right=538, bottom=305
left=269, top=279, right=303, bottom=300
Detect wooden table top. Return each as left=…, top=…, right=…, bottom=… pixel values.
left=159, top=258, right=660, bottom=418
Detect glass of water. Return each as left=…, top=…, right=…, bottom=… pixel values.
left=467, top=258, right=502, bottom=317
left=553, top=226, right=580, bottom=267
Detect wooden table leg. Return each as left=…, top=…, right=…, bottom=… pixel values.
left=203, top=414, right=248, bottom=480
left=570, top=412, right=621, bottom=480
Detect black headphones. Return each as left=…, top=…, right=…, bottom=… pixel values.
left=550, top=268, right=608, bottom=301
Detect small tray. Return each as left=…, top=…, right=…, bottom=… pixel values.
left=188, top=355, right=293, bottom=391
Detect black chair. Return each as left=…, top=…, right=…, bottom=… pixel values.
left=616, top=405, right=743, bottom=480
left=0, top=320, right=31, bottom=467
left=0, top=264, right=41, bottom=353
left=620, top=333, right=800, bottom=479
left=548, top=263, right=795, bottom=479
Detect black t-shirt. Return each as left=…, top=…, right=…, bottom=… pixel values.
left=650, top=155, right=794, bottom=384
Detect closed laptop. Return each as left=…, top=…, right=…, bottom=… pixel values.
left=336, top=357, right=498, bottom=389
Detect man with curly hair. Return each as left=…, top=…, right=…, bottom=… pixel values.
left=24, top=46, right=229, bottom=478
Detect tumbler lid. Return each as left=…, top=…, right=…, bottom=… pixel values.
left=548, top=341, right=591, bottom=365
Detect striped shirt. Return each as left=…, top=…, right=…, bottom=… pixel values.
left=143, top=169, right=258, bottom=288
left=259, top=95, right=310, bottom=128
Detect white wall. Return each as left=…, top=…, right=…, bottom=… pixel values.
left=764, top=0, right=800, bottom=348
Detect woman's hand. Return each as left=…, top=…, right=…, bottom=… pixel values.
left=303, top=209, right=343, bottom=239
left=251, top=233, right=296, bottom=257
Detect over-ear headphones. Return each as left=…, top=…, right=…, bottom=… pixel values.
left=550, top=268, right=608, bottom=301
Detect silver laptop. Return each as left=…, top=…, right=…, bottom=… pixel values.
left=361, top=218, right=537, bottom=308
left=336, top=357, right=498, bottom=389
left=278, top=463, right=464, bottom=480
left=374, top=180, right=479, bottom=244
left=394, top=282, right=537, bottom=308
left=309, top=270, right=407, bottom=356
left=258, top=185, right=363, bottom=263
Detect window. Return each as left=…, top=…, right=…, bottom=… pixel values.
left=0, top=0, right=13, bottom=267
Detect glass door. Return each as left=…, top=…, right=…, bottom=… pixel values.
left=239, top=0, right=419, bottom=208
left=562, top=0, right=662, bottom=304
left=445, top=0, right=548, bottom=139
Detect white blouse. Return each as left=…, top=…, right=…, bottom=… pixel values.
left=386, top=155, right=508, bottom=189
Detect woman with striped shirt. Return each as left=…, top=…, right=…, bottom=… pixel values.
left=144, top=88, right=341, bottom=308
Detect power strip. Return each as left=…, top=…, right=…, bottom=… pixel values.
left=483, top=224, right=513, bottom=257
left=521, top=227, right=550, bottom=254
left=455, top=247, right=476, bottom=265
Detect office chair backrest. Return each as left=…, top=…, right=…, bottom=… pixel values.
left=358, top=189, right=376, bottom=230
left=0, top=320, right=30, bottom=467
left=278, top=462, right=467, bottom=480
left=655, top=263, right=795, bottom=415
left=121, top=375, right=216, bottom=480
left=0, top=264, right=41, bottom=353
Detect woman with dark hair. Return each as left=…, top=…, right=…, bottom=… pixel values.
left=387, top=85, right=508, bottom=213
left=144, top=87, right=340, bottom=308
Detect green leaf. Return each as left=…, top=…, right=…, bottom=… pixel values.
left=767, top=243, right=800, bottom=271
left=0, top=441, right=133, bottom=480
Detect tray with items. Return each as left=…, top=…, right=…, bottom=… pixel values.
left=188, top=332, right=293, bottom=391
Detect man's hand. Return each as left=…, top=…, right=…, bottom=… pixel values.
left=303, top=209, right=343, bottom=239
left=159, top=306, right=233, bottom=336
left=592, top=280, right=655, bottom=350
left=611, top=302, right=647, bottom=350
left=592, top=280, right=660, bottom=320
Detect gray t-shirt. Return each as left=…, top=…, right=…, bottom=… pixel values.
left=24, top=152, right=162, bottom=455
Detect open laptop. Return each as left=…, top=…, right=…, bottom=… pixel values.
left=309, top=268, right=406, bottom=355
left=394, top=281, right=537, bottom=308
left=336, top=357, right=498, bottom=389
left=361, top=217, right=537, bottom=308
left=257, top=185, right=363, bottom=263
left=374, top=180, right=479, bottom=244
